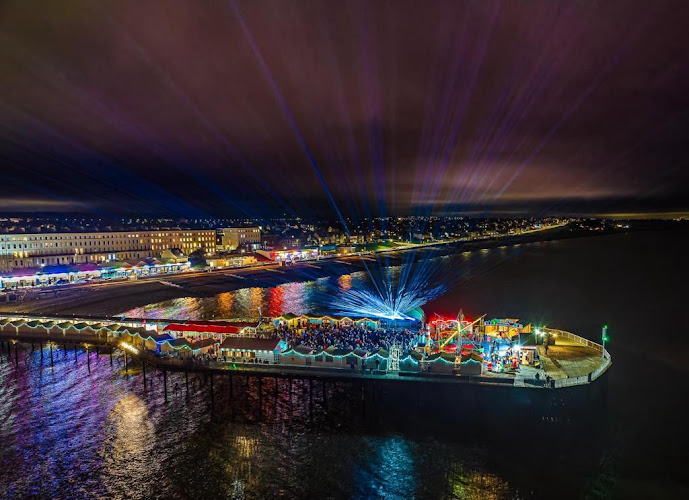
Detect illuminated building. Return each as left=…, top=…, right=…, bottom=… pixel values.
left=207, top=255, right=257, bottom=268
left=0, top=230, right=216, bottom=272
left=216, top=227, right=261, bottom=252
left=255, top=248, right=319, bottom=262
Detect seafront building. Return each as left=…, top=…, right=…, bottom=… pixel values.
left=216, top=227, right=261, bottom=252
left=0, top=230, right=217, bottom=273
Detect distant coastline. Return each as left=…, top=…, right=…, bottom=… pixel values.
left=0, top=222, right=681, bottom=318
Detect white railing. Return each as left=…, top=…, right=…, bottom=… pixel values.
left=544, top=327, right=604, bottom=354
left=540, top=327, right=611, bottom=388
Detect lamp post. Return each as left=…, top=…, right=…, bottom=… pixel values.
left=601, top=325, right=608, bottom=358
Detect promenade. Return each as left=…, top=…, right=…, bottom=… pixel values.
left=0, top=223, right=570, bottom=317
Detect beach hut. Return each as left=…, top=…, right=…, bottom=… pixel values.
left=160, top=338, right=192, bottom=355
left=335, top=316, right=354, bottom=328
left=274, top=313, right=299, bottom=329
left=220, top=338, right=285, bottom=364
left=426, top=352, right=456, bottom=374
left=191, top=338, right=218, bottom=355
left=280, top=345, right=313, bottom=366
left=353, top=317, right=380, bottom=329
left=9, top=319, right=26, bottom=333
left=321, top=347, right=351, bottom=368
left=363, top=349, right=388, bottom=370
left=459, top=358, right=483, bottom=376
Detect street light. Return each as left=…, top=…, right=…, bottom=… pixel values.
left=601, top=325, right=609, bottom=357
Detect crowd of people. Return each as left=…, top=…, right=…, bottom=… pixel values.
left=273, top=324, right=418, bottom=353
left=485, top=339, right=523, bottom=372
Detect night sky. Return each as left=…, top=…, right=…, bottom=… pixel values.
left=1, top=0, right=687, bottom=218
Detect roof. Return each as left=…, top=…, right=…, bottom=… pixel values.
left=328, top=348, right=351, bottom=356
left=220, top=337, right=280, bottom=351
left=126, top=326, right=153, bottom=337
left=291, top=345, right=313, bottom=355
left=166, top=338, right=191, bottom=348
left=164, top=323, right=254, bottom=335
left=191, top=338, right=218, bottom=349
left=152, top=333, right=174, bottom=342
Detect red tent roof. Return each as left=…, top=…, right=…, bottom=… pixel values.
left=164, top=323, right=251, bottom=334
left=178, top=320, right=259, bottom=328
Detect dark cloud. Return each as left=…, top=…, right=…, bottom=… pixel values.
left=0, top=0, right=687, bottom=217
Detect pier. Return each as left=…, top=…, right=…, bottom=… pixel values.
left=0, top=312, right=611, bottom=391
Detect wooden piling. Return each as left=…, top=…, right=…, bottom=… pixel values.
left=361, top=383, right=366, bottom=418
left=258, top=377, right=262, bottom=412
left=210, top=373, right=214, bottom=410
left=49, top=343, right=53, bottom=367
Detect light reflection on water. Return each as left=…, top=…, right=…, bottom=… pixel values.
left=122, top=272, right=367, bottom=320
left=0, top=348, right=518, bottom=499
left=121, top=249, right=516, bottom=321
left=4, top=236, right=652, bottom=498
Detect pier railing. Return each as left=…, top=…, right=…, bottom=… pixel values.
left=0, top=313, right=611, bottom=390
left=544, top=328, right=605, bottom=354
left=541, top=327, right=612, bottom=388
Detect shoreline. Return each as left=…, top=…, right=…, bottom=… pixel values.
left=0, top=225, right=625, bottom=317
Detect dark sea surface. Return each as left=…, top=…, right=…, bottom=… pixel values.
left=0, top=228, right=687, bottom=499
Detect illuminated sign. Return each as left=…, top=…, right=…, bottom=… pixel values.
left=487, top=318, right=523, bottom=329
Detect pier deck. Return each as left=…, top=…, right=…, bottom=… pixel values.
left=540, top=344, right=606, bottom=380
left=0, top=313, right=611, bottom=390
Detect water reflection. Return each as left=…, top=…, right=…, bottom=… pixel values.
left=0, top=331, right=602, bottom=499
left=216, top=292, right=235, bottom=317
left=121, top=250, right=518, bottom=321
left=4, top=235, right=648, bottom=498
left=121, top=274, right=359, bottom=319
